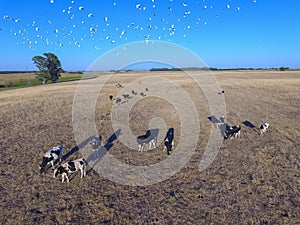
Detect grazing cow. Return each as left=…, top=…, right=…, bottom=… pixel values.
left=115, top=97, right=121, bottom=104
left=164, top=128, right=174, bottom=155
left=259, top=122, right=269, bottom=135
left=116, top=83, right=123, bottom=88
left=137, top=130, right=156, bottom=152
left=109, top=95, right=114, bottom=101
left=90, top=135, right=103, bottom=157
left=224, top=125, right=241, bottom=140
left=39, top=145, right=63, bottom=173
left=53, top=158, right=86, bottom=183
left=122, top=94, right=130, bottom=99
left=132, top=90, right=138, bottom=95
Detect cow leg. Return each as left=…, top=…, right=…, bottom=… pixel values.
left=149, top=140, right=155, bottom=150
left=141, top=143, right=145, bottom=152
left=65, top=174, right=70, bottom=183
left=80, top=167, right=85, bottom=179
left=141, top=144, right=144, bottom=151
left=83, top=165, right=86, bottom=177
left=61, top=173, right=69, bottom=183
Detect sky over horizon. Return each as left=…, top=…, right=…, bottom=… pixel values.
left=1, top=0, right=300, bottom=71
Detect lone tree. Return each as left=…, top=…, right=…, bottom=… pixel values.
left=32, top=53, right=63, bottom=84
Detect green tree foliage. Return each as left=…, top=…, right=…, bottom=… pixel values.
left=279, top=67, right=290, bottom=71
left=32, top=53, right=63, bottom=84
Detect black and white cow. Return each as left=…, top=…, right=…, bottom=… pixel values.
left=39, top=145, right=63, bottom=173
left=53, top=158, right=86, bottom=183
left=259, top=122, right=269, bottom=135
left=164, top=128, right=174, bottom=155
left=137, top=130, right=156, bottom=152
left=224, top=125, right=241, bottom=140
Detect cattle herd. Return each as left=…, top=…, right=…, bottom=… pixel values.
left=213, top=115, right=269, bottom=140
left=39, top=86, right=270, bottom=183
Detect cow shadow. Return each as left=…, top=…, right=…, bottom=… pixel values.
left=219, top=123, right=231, bottom=138
left=62, top=136, right=94, bottom=161
left=86, top=129, right=122, bottom=174
left=242, top=120, right=256, bottom=129
left=208, top=115, right=231, bottom=138
left=141, top=128, right=159, bottom=140
left=208, top=115, right=219, bottom=125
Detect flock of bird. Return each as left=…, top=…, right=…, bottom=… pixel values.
left=0, top=0, right=256, bottom=52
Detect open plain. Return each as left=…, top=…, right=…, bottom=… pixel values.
left=0, top=70, right=299, bottom=224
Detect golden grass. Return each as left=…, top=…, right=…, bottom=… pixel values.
left=0, top=70, right=299, bottom=224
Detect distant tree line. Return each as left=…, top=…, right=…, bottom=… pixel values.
left=149, top=67, right=292, bottom=71
left=0, top=71, right=37, bottom=74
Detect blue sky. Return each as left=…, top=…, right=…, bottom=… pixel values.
left=1, top=0, right=300, bottom=71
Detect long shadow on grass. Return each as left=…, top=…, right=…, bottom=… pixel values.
left=242, top=120, right=256, bottom=129
left=208, top=115, right=229, bottom=139
left=62, top=136, right=94, bottom=161
left=86, top=129, right=122, bottom=174
left=208, top=115, right=219, bottom=125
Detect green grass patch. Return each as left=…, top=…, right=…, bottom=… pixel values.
left=56, top=75, right=83, bottom=83
left=0, top=73, right=86, bottom=91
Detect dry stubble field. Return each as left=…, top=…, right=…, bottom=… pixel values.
left=0, top=70, right=299, bottom=225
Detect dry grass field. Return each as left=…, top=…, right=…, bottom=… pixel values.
left=0, top=70, right=299, bottom=224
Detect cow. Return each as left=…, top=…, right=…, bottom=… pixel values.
left=259, top=122, right=269, bottom=135
left=53, top=158, right=86, bottom=183
left=216, top=116, right=226, bottom=129
left=122, top=94, right=130, bottom=99
left=116, top=83, right=123, bottom=88
left=137, top=129, right=156, bottom=152
left=224, top=125, right=241, bottom=140
left=90, top=135, right=103, bottom=157
left=164, top=128, right=174, bottom=155
left=39, top=145, right=63, bottom=173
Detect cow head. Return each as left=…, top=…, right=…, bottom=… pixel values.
left=53, top=166, right=65, bottom=178
left=39, top=165, right=45, bottom=174
left=165, top=141, right=173, bottom=155
left=39, top=156, right=53, bottom=173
